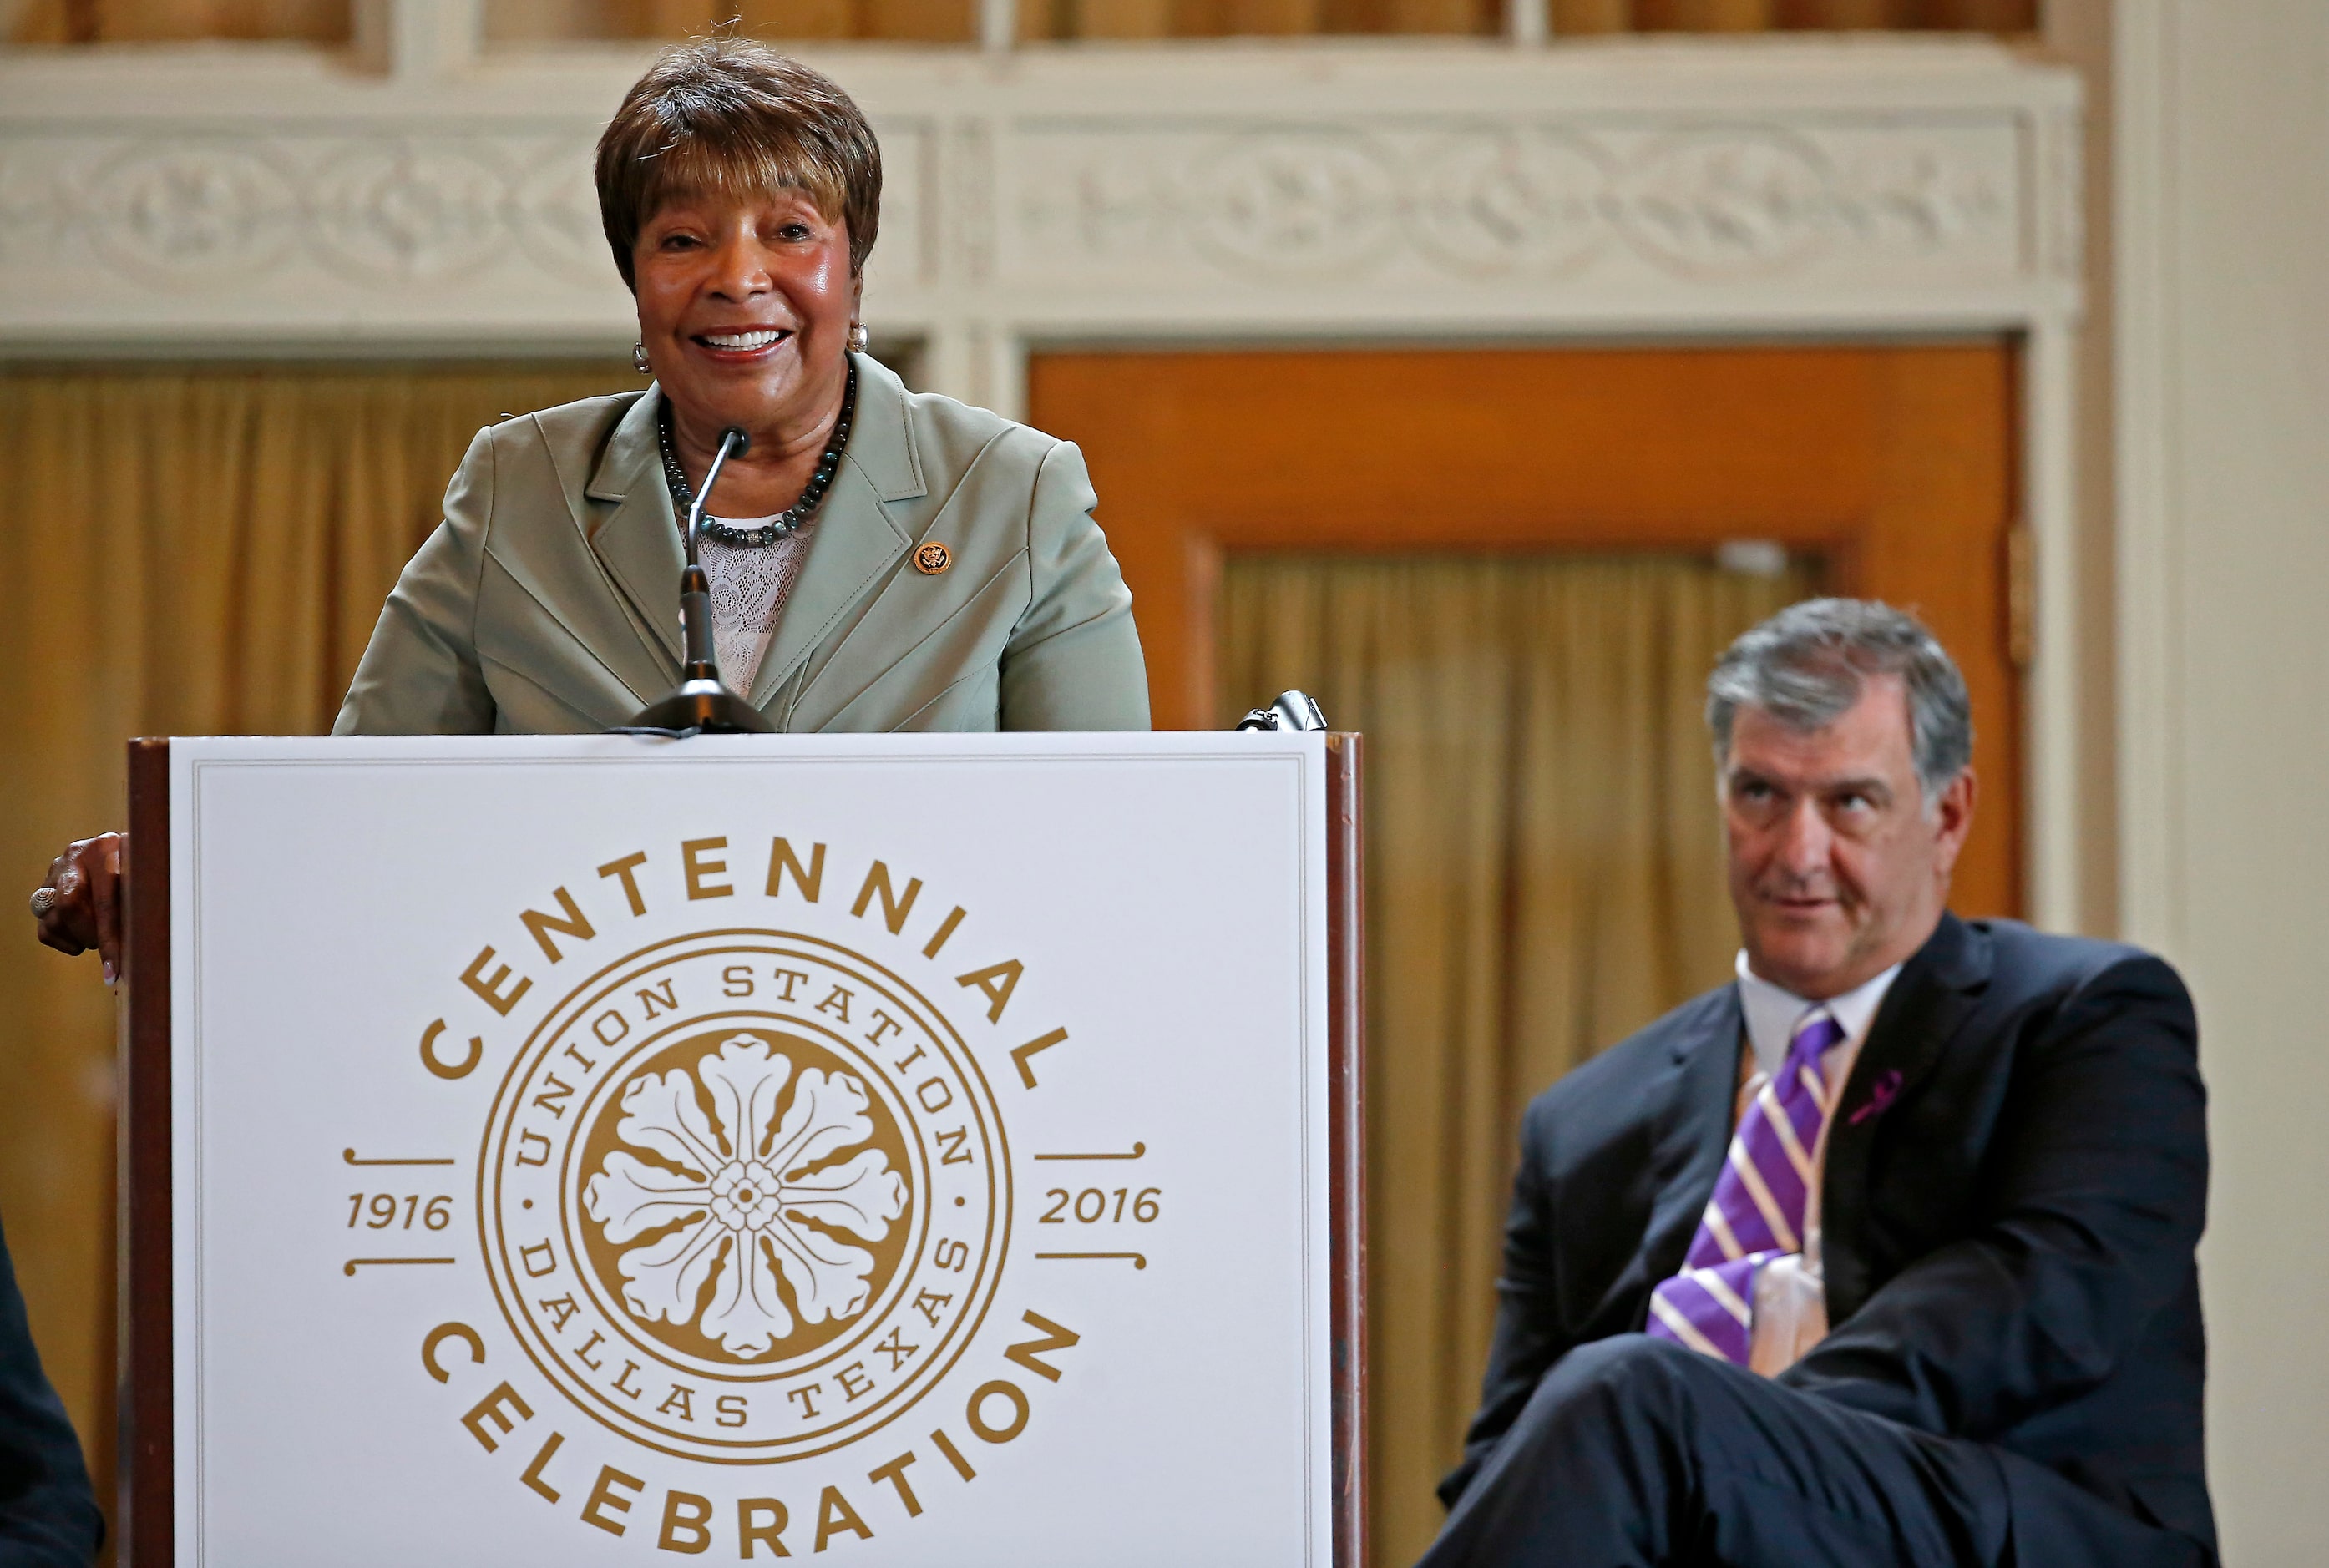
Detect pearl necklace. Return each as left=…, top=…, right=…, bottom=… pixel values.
left=657, top=357, right=857, bottom=548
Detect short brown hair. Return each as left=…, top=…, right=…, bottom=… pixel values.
left=595, top=39, right=882, bottom=290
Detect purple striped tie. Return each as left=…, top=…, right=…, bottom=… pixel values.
left=1645, top=1009, right=1843, bottom=1364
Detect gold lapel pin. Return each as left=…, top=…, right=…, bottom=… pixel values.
left=914, top=542, right=953, bottom=575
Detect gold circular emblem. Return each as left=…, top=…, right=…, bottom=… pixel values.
left=913, top=542, right=952, bottom=575
left=481, top=931, right=1009, bottom=1464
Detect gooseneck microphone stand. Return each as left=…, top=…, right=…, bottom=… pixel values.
left=621, top=425, right=775, bottom=736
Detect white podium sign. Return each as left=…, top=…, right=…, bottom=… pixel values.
left=129, top=735, right=1350, bottom=1568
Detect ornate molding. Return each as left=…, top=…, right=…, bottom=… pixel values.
left=0, top=127, right=609, bottom=297
left=1006, top=117, right=2024, bottom=290
left=0, top=40, right=2079, bottom=347
left=0, top=119, right=930, bottom=331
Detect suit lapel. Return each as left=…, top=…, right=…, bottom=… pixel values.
left=1820, top=913, right=1992, bottom=1318
left=1632, top=993, right=1746, bottom=1318
left=749, top=355, right=927, bottom=713
left=573, top=359, right=935, bottom=720
left=747, top=468, right=909, bottom=710
left=583, top=388, right=686, bottom=670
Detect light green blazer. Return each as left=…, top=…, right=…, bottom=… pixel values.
left=333, top=354, right=1149, bottom=735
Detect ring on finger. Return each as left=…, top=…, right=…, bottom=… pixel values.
left=28, top=887, right=60, bottom=918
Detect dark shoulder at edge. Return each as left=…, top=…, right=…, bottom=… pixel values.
left=1962, top=916, right=2181, bottom=1001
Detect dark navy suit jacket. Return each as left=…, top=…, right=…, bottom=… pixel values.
left=0, top=1211, right=99, bottom=1565
left=1443, top=915, right=2215, bottom=1560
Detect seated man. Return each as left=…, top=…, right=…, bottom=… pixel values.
left=1425, top=599, right=2211, bottom=1568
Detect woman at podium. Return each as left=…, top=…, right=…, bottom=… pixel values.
left=345, top=40, right=1147, bottom=737
left=32, top=40, right=1148, bottom=966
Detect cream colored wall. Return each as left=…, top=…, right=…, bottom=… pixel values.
left=2116, top=0, right=2329, bottom=1557
left=2040, top=0, right=2119, bottom=935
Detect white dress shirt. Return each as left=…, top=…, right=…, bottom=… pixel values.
left=1734, top=950, right=1903, bottom=1085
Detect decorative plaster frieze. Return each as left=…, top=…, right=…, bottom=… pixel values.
left=0, top=40, right=2078, bottom=346
left=0, top=119, right=929, bottom=327
left=1005, top=117, right=2023, bottom=291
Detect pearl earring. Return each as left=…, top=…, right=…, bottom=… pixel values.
left=846, top=322, right=870, bottom=355
left=632, top=342, right=651, bottom=375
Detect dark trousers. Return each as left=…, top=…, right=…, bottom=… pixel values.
left=1419, top=1337, right=2207, bottom=1568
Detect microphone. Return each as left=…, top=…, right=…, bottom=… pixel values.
left=621, top=425, right=774, bottom=736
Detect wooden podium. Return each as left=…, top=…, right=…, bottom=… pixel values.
left=122, top=733, right=1363, bottom=1568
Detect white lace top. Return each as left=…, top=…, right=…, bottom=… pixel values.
left=699, top=515, right=818, bottom=696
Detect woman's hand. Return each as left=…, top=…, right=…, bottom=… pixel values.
left=32, top=833, right=124, bottom=983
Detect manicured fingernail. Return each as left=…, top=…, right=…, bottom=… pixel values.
left=103, top=962, right=116, bottom=985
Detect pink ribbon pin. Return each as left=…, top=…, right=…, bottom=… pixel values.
left=1847, top=1069, right=1904, bottom=1127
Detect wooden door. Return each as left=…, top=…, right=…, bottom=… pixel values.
left=1029, top=344, right=2023, bottom=918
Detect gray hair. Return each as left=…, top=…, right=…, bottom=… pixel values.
left=1706, top=598, right=1972, bottom=802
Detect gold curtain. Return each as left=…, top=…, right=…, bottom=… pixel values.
left=2, top=0, right=975, bottom=46
left=1557, top=0, right=2032, bottom=28
left=7, top=0, right=2029, bottom=44
left=0, top=360, right=640, bottom=1547
left=6, top=0, right=348, bottom=41
left=1020, top=0, right=2028, bottom=38
left=1217, top=552, right=1815, bottom=1568
left=501, top=0, right=980, bottom=45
